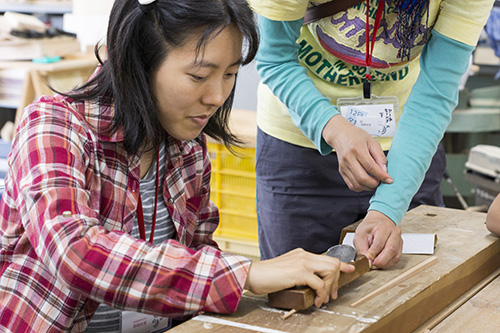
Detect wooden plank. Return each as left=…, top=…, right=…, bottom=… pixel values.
left=415, top=266, right=500, bottom=332
left=350, top=256, right=438, bottom=307
left=427, top=267, right=500, bottom=332
left=169, top=206, right=500, bottom=333
left=361, top=208, right=500, bottom=333
left=267, top=255, right=370, bottom=310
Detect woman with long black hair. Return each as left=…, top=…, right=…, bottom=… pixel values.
left=0, top=1, right=354, bottom=331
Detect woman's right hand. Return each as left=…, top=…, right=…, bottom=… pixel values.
left=322, top=114, right=393, bottom=191
left=244, top=248, right=355, bottom=308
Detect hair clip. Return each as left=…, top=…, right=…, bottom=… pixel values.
left=138, top=0, right=155, bottom=14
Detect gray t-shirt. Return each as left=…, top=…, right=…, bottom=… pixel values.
left=86, top=141, right=174, bottom=332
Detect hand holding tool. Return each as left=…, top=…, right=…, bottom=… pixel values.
left=268, top=245, right=370, bottom=312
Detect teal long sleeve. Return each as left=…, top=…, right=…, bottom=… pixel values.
left=256, top=13, right=474, bottom=225
left=255, top=15, right=339, bottom=155
left=257, top=16, right=474, bottom=223
left=369, top=31, right=474, bottom=224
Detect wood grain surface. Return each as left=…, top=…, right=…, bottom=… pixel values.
left=169, top=206, right=500, bottom=333
left=429, top=268, right=500, bottom=332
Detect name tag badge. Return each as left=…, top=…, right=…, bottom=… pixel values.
left=337, top=95, right=400, bottom=138
left=121, top=311, right=171, bottom=333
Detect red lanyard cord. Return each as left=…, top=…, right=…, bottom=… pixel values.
left=365, top=0, right=385, bottom=80
left=363, top=0, right=385, bottom=98
left=137, top=151, right=160, bottom=243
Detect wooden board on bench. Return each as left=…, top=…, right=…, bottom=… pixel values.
left=169, top=206, right=500, bottom=333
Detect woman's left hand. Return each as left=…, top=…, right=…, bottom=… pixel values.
left=244, top=248, right=355, bottom=307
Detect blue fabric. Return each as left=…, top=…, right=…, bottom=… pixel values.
left=369, top=31, right=474, bottom=223
left=485, top=8, right=500, bottom=58
left=485, top=8, right=500, bottom=79
left=255, top=13, right=474, bottom=224
left=255, top=16, right=339, bottom=154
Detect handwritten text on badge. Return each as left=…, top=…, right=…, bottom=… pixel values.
left=340, top=103, right=397, bottom=137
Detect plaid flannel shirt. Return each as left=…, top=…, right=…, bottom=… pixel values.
left=0, top=94, right=251, bottom=332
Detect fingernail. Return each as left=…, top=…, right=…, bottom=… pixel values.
left=385, top=178, right=393, bottom=184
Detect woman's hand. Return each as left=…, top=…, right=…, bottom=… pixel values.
left=353, top=210, right=403, bottom=269
left=322, top=115, right=393, bottom=191
left=244, top=248, right=355, bottom=308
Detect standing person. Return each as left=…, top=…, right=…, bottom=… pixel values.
left=0, top=0, right=355, bottom=332
left=250, top=0, right=495, bottom=267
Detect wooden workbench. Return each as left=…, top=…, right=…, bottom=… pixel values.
left=416, top=257, right=500, bottom=332
left=169, top=205, right=500, bottom=332
left=428, top=272, right=500, bottom=332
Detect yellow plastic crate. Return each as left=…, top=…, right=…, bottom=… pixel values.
left=208, top=142, right=258, bottom=242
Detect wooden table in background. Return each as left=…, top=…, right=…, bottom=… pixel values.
left=169, top=205, right=500, bottom=332
left=0, top=53, right=98, bottom=137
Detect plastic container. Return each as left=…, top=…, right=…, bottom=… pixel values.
left=208, top=142, right=258, bottom=241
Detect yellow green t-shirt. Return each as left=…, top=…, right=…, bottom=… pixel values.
left=250, top=0, right=494, bottom=224
left=250, top=0, right=492, bottom=151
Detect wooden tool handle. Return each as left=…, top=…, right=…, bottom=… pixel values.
left=338, top=255, right=370, bottom=287
left=268, top=255, right=370, bottom=311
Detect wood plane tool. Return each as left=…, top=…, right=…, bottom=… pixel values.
left=267, top=245, right=370, bottom=311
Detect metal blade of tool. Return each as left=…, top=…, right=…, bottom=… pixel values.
left=326, top=244, right=357, bottom=263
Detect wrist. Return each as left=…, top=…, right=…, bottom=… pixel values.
left=366, top=209, right=396, bottom=225
left=322, top=114, right=345, bottom=148
left=244, top=262, right=255, bottom=292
